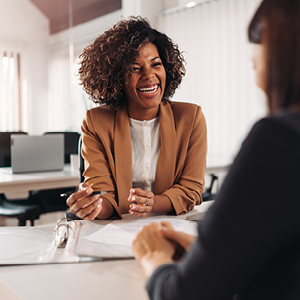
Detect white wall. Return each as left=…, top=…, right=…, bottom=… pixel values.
left=158, top=0, right=266, bottom=157
left=0, top=0, right=50, bottom=135
left=0, top=0, right=266, bottom=157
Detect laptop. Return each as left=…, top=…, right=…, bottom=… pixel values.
left=11, top=134, right=64, bottom=173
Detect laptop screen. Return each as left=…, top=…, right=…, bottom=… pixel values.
left=11, top=134, right=64, bottom=173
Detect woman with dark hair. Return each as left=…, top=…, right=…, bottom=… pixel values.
left=66, top=17, right=207, bottom=220
left=132, top=0, right=300, bottom=299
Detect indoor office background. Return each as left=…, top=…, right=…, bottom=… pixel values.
left=0, top=0, right=264, bottom=224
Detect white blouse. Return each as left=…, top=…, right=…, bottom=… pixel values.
left=129, top=117, right=161, bottom=192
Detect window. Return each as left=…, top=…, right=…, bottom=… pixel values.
left=0, top=49, right=21, bottom=131
left=48, top=46, right=96, bottom=133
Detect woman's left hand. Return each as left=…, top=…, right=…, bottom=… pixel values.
left=128, top=188, right=155, bottom=217
left=132, top=222, right=174, bottom=278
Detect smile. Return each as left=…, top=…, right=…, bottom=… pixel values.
left=137, top=84, right=159, bottom=94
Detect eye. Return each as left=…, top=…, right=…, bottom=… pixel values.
left=131, top=66, right=141, bottom=72
left=152, top=62, right=162, bottom=67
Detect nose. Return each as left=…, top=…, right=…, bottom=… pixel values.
left=142, top=67, right=155, bottom=79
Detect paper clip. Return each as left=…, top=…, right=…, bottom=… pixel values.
left=53, top=218, right=75, bottom=248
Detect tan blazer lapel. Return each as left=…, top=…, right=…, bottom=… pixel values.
left=155, top=102, right=176, bottom=194
left=114, top=106, right=132, bottom=212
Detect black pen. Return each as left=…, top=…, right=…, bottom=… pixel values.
left=60, top=191, right=102, bottom=198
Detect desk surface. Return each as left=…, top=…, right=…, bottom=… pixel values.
left=0, top=164, right=80, bottom=199
left=0, top=201, right=214, bottom=300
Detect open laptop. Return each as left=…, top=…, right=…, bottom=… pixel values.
left=11, top=134, right=64, bottom=173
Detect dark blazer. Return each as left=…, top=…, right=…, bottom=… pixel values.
left=147, top=111, right=300, bottom=300
left=81, top=100, right=207, bottom=218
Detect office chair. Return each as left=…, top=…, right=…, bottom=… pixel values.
left=202, top=174, right=219, bottom=201
left=66, top=135, right=84, bottom=220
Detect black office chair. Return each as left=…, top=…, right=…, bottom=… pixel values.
left=202, top=174, right=219, bottom=201
left=66, top=135, right=84, bottom=220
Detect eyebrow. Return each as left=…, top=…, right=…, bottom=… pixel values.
left=132, top=56, right=161, bottom=65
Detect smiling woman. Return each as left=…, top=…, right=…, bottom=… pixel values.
left=124, top=43, right=166, bottom=120
left=66, top=16, right=207, bottom=220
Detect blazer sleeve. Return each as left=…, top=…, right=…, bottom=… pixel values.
left=162, top=106, right=207, bottom=215
left=81, top=109, right=122, bottom=218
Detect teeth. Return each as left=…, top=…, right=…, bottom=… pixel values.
left=138, top=85, right=158, bottom=94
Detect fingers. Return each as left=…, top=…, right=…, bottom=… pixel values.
left=66, top=184, right=94, bottom=206
left=75, top=199, right=103, bottom=220
left=66, top=183, right=103, bottom=220
left=132, top=223, right=175, bottom=264
left=159, top=222, right=196, bottom=251
left=128, top=188, right=155, bottom=217
left=133, top=223, right=163, bottom=252
left=130, top=188, right=153, bottom=198
left=159, top=222, right=176, bottom=239
left=70, top=193, right=101, bottom=213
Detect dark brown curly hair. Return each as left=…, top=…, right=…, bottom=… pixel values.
left=78, top=16, right=186, bottom=110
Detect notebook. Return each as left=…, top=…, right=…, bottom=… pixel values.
left=11, top=134, right=64, bottom=173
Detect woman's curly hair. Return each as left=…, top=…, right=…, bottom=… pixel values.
left=78, top=16, right=186, bottom=110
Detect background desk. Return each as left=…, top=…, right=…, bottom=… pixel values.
left=0, top=165, right=80, bottom=200
left=0, top=201, right=214, bottom=300
left=206, top=153, right=233, bottom=174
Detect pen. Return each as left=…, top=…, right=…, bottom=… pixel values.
left=60, top=191, right=102, bottom=198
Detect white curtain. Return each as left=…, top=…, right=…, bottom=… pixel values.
left=48, top=43, right=96, bottom=133
left=0, top=48, right=20, bottom=131
left=158, top=0, right=266, bottom=157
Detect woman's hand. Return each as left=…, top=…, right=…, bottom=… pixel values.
left=66, top=182, right=112, bottom=220
left=128, top=188, right=155, bottom=217
left=160, top=221, right=197, bottom=252
left=132, top=222, right=174, bottom=279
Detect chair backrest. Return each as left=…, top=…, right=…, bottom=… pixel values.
left=44, top=132, right=80, bottom=163
left=78, top=135, right=85, bottom=183
left=0, top=132, right=28, bottom=167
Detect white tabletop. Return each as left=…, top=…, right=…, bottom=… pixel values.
left=0, top=164, right=80, bottom=199
left=0, top=201, right=214, bottom=300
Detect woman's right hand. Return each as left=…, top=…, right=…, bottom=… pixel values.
left=159, top=221, right=197, bottom=252
left=66, top=182, right=104, bottom=220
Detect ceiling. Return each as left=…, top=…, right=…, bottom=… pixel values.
left=28, top=0, right=122, bottom=34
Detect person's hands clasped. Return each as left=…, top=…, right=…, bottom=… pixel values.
left=66, top=182, right=102, bottom=220
left=159, top=221, right=197, bottom=252
left=128, top=188, right=154, bottom=217
left=132, top=222, right=174, bottom=278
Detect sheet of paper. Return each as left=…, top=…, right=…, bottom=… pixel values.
left=84, top=216, right=190, bottom=246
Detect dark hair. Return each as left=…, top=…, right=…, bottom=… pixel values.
left=78, top=16, right=186, bottom=110
left=248, top=0, right=300, bottom=113
left=248, top=2, right=265, bottom=44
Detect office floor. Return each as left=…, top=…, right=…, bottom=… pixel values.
left=0, top=211, right=66, bottom=226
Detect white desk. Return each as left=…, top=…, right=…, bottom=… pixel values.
left=0, top=201, right=214, bottom=300
left=0, top=165, right=80, bottom=199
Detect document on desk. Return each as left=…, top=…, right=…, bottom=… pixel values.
left=86, top=217, right=188, bottom=246
left=75, top=216, right=191, bottom=259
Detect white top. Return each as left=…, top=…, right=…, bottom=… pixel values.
left=129, top=117, right=161, bottom=192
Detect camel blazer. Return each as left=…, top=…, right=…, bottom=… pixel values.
left=81, top=100, right=207, bottom=218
